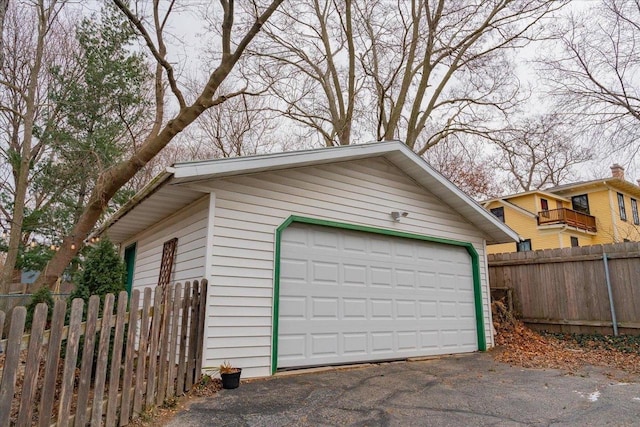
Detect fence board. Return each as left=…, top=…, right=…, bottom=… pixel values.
left=133, top=288, right=152, bottom=418
left=91, top=293, right=114, bottom=426
left=75, top=295, right=100, bottom=427
left=57, top=299, right=84, bottom=427
left=195, top=279, right=207, bottom=378
left=0, top=306, right=26, bottom=427
left=17, top=303, right=48, bottom=426
left=39, top=300, right=67, bottom=427
left=176, top=282, right=191, bottom=394
left=145, top=288, right=163, bottom=408
left=156, top=285, right=172, bottom=405
left=105, top=292, right=129, bottom=427
left=166, top=283, right=182, bottom=397
left=119, top=289, right=140, bottom=425
left=489, top=242, right=640, bottom=334
left=186, top=281, right=199, bottom=390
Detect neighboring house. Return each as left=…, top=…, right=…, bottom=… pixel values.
left=97, top=141, right=518, bottom=379
left=484, top=164, right=640, bottom=254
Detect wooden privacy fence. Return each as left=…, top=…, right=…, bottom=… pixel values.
left=0, top=279, right=207, bottom=427
left=488, top=242, right=640, bottom=335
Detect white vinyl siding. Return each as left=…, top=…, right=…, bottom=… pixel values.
left=198, top=158, right=491, bottom=379
left=123, top=196, right=209, bottom=291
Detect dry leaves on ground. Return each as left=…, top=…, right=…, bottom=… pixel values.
left=129, top=377, right=222, bottom=427
left=492, top=300, right=640, bottom=377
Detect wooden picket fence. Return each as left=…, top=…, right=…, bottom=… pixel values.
left=0, top=280, right=208, bottom=426
left=489, top=242, right=640, bottom=335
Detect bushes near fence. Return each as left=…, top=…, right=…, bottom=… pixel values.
left=0, top=280, right=207, bottom=426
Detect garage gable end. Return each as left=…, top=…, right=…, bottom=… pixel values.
left=272, top=216, right=485, bottom=373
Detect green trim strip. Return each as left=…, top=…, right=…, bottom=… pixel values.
left=271, top=215, right=487, bottom=374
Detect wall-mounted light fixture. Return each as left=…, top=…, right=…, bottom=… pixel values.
left=390, top=211, right=409, bottom=221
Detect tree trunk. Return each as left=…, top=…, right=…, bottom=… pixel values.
left=0, top=0, right=48, bottom=294
left=0, top=0, right=8, bottom=68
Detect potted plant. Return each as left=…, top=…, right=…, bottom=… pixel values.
left=217, top=361, right=242, bottom=389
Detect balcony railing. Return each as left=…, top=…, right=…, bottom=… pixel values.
left=537, top=208, right=597, bottom=232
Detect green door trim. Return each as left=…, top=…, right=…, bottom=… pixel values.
left=271, top=215, right=487, bottom=374
left=124, top=243, right=137, bottom=295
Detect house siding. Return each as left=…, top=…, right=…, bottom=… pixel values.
left=122, top=196, right=209, bottom=291
left=196, top=158, right=492, bottom=379
left=485, top=196, right=601, bottom=255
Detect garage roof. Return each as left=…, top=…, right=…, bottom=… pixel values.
left=99, top=141, right=519, bottom=245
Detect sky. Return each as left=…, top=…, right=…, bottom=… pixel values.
left=81, top=0, right=640, bottom=187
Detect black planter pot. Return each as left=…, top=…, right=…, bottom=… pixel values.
left=221, top=369, right=242, bottom=389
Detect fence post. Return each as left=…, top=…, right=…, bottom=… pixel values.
left=603, top=253, right=618, bottom=336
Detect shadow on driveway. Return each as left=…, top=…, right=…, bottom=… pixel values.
left=166, top=353, right=640, bottom=426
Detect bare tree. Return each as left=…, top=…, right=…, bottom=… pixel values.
left=492, top=114, right=593, bottom=193
left=0, top=0, right=69, bottom=292
left=542, top=0, right=640, bottom=157
left=423, top=137, right=500, bottom=199
left=361, top=0, right=567, bottom=152
left=36, top=0, right=283, bottom=287
left=247, top=0, right=361, bottom=147
left=250, top=0, right=565, bottom=152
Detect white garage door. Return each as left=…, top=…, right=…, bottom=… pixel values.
left=277, top=223, right=478, bottom=369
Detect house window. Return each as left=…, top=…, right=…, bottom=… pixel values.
left=540, top=198, right=549, bottom=211
left=571, top=194, right=590, bottom=214
left=516, top=239, right=532, bottom=252
left=490, top=207, right=505, bottom=223
left=617, top=193, right=627, bottom=221
left=570, top=236, right=579, bottom=247
left=631, top=198, right=639, bottom=225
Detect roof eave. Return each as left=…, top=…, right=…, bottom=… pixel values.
left=93, top=170, right=174, bottom=238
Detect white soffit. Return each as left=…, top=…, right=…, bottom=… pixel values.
left=103, top=181, right=205, bottom=244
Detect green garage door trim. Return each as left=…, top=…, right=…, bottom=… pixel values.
left=272, top=215, right=486, bottom=374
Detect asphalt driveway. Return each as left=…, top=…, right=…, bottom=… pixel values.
left=167, top=353, right=640, bottom=426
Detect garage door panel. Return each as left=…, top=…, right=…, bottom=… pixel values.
left=311, top=297, right=339, bottom=318
left=278, top=223, right=477, bottom=369
left=343, top=333, right=367, bottom=354
left=279, top=296, right=306, bottom=319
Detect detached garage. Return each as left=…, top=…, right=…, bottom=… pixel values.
left=99, top=141, right=518, bottom=378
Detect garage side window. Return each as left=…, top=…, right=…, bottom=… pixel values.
left=158, top=237, right=178, bottom=287
left=490, top=207, right=505, bottom=223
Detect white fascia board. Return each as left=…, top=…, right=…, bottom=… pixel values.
left=171, top=142, right=399, bottom=183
